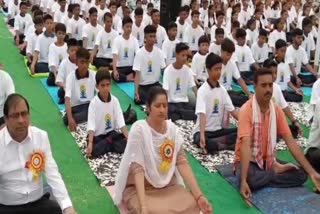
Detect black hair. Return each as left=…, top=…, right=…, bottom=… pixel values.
left=302, top=17, right=312, bottom=28
left=191, top=10, right=200, bottom=17
left=89, top=7, right=98, bottom=15
left=135, top=7, right=144, bottom=16
left=67, top=4, right=75, bottom=13
left=179, top=5, right=189, bottom=13
left=67, top=38, right=78, bottom=48
left=146, top=86, right=167, bottom=108
left=246, top=18, right=256, bottom=29
left=263, top=58, right=278, bottom=68
left=280, top=9, right=288, bottom=16
left=259, top=28, right=268, bottom=37
left=55, top=23, right=66, bottom=33
left=109, top=1, right=117, bottom=7
left=292, top=28, right=303, bottom=37
left=205, top=53, right=223, bottom=70
left=232, top=21, right=240, bottom=29
left=175, top=42, right=189, bottom=54
left=19, top=1, right=27, bottom=8
left=33, top=16, right=43, bottom=25
left=235, top=28, right=246, bottom=39
left=3, top=94, right=29, bottom=118
left=144, top=24, right=157, bottom=34
left=215, top=27, right=225, bottom=36
left=31, top=5, right=40, bottom=13
left=122, top=16, right=133, bottom=26
left=198, top=35, right=210, bottom=46
left=216, top=10, right=225, bottom=17
left=253, top=68, right=273, bottom=84
left=274, top=18, right=283, bottom=30
left=76, top=47, right=90, bottom=60
left=275, top=39, right=287, bottom=49
left=147, top=2, right=154, bottom=9
left=96, top=67, right=111, bottom=84
left=221, top=38, right=235, bottom=53
left=72, top=3, right=80, bottom=10
left=103, top=12, right=112, bottom=21
left=43, top=14, right=53, bottom=22
left=33, top=9, right=43, bottom=18
left=151, top=8, right=160, bottom=16
left=167, top=21, right=177, bottom=31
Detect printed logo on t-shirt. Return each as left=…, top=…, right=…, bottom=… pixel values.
left=92, top=33, right=96, bottom=42
left=176, top=78, right=181, bottom=91
left=59, top=54, right=63, bottom=65
left=280, top=71, right=284, bottom=82
left=75, top=27, right=79, bottom=35
left=80, top=85, right=87, bottom=99
left=223, top=73, right=227, bottom=83
left=241, top=53, right=245, bottom=62
left=147, top=60, right=153, bottom=73
left=192, top=37, right=195, bottom=44
left=22, top=22, right=25, bottom=31
left=105, top=113, right=112, bottom=130
left=124, top=47, right=129, bottom=58
left=202, top=64, right=206, bottom=73
left=107, top=40, right=111, bottom=49
left=137, top=32, right=140, bottom=41
left=172, top=51, right=176, bottom=58
left=305, top=43, right=308, bottom=52
left=179, top=32, right=183, bottom=40
left=258, top=54, right=261, bottom=61
left=212, top=99, right=219, bottom=114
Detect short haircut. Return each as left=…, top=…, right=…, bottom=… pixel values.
left=33, top=16, right=44, bottom=25
left=122, top=16, right=133, bottom=26
left=96, top=67, right=111, bottom=84
left=147, top=2, right=154, bottom=9
left=198, top=35, right=210, bottom=46
left=253, top=68, right=273, bottom=84
left=33, top=9, right=43, bottom=18
left=179, top=5, right=189, bottom=13
left=144, top=24, right=157, bottom=34
left=205, top=53, right=223, bottom=70
left=134, top=7, right=144, bottom=16
left=216, top=10, right=225, bottom=17
left=55, top=23, right=66, bottom=33
left=232, top=21, right=240, bottom=29
left=191, top=10, right=200, bottom=17
left=221, top=38, right=235, bottom=53
left=73, top=3, right=80, bottom=10
left=167, top=21, right=177, bottom=31
left=109, top=1, right=117, bottom=7
left=175, top=42, right=189, bottom=54
left=67, top=38, right=78, bottom=48
left=274, top=18, right=283, bottom=29
left=31, top=5, right=40, bottom=13
left=3, top=94, right=29, bottom=117
left=275, top=39, right=287, bottom=49
left=259, top=28, right=268, bottom=37
left=215, top=27, right=224, bottom=35
left=151, top=9, right=160, bottom=16
left=104, top=12, right=112, bottom=21
left=263, top=59, right=278, bottom=68
left=292, top=28, right=303, bottom=37
left=302, top=17, right=312, bottom=28
left=19, top=1, right=27, bottom=8
left=43, top=14, right=53, bottom=22
left=76, top=47, right=90, bottom=60
left=89, top=7, right=98, bottom=15
left=246, top=18, right=256, bottom=28
left=235, top=28, right=246, bottom=39
left=67, top=4, right=75, bottom=13
left=280, top=9, right=288, bottom=16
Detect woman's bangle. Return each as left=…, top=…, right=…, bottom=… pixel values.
left=196, top=194, right=203, bottom=203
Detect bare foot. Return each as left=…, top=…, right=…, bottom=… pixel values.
left=273, top=161, right=299, bottom=174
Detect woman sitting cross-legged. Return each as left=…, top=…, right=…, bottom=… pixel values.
left=114, top=87, right=212, bottom=214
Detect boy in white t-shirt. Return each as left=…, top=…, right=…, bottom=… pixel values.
left=191, top=35, right=209, bottom=87
left=82, top=7, right=103, bottom=51
left=286, top=28, right=317, bottom=87
left=53, top=0, right=67, bottom=24
left=251, top=29, right=269, bottom=66
left=176, top=6, right=189, bottom=42
left=47, top=23, right=68, bottom=86
left=112, top=16, right=139, bottom=82
left=7, top=0, right=19, bottom=27
left=91, top=12, right=117, bottom=69
left=0, top=69, right=15, bottom=126
left=151, top=9, right=167, bottom=48
left=14, top=2, right=33, bottom=48
left=163, top=42, right=197, bottom=122
left=30, top=14, right=56, bottom=74
left=66, top=3, right=86, bottom=46
left=210, top=10, right=226, bottom=42
left=81, top=0, right=95, bottom=20
left=301, top=17, right=315, bottom=61
left=193, top=53, right=238, bottom=154
left=109, top=1, right=121, bottom=33
left=56, top=38, right=79, bottom=104
left=162, top=22, right=179, bottom=66
left=25, top=16, right=43, bottom=67
left=133, top=25, right=166, bottom=104
left=86, top=68, right=128, bottom=158
left=209, top=28, right=224, bottom=55
left=183, top=10, right=204, bottom=54
left=235, top=28, right=259, bottom=84
left=132, top=7, right=145, bottom=47
left=97, top=0, right=110, bottom=25
left=64, top=48, right=96, bottom=131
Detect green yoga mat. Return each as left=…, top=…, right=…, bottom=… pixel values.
left=24, top=57, right=49, bottom=78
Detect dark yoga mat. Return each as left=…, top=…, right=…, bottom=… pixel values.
left=217, top=164, right=320, bottom=214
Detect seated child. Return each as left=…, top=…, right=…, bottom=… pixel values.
left=112, top=16, right=139, bottom=82
left=82, top=7, right=103, bottom=51
left=301, top=17, right=315, bottom=61
left=234, top=28, right=259, bottom=84
left=7, top=0, right=19, bottom=27
left=245, top=18, right=258, bottom=47
left=64, top=48, right=96, bottom=131
left=25, top=16, right=43, bottom=67
left=163, top=43, right=197, bottom=122
left=86, top=68, right=128, bottom=158
left=251, top=29, right=269, bottom=66
left=210, top=10, right=226, bottom=42
left=220, top=38, right=252, bottom=107
left=162, top=21, right=179, bottom=66
left=47, top=23, right=68, bottom=86
left=191, top=35, right=209, bottom=87
left=209, top=28, right=224, bottom=55
left=30, top=14, right=56, bottom=74
left=131, top=7, right=145, bottom=47
left=151, top=9, right=167, bottom=48
left=56, top=39, right=79, bottom=104
left=91, top=12, right=117, bottom=69
left=133, top=25, right=166, bottom=105
left=193, top=53, right=238, bottom=154
left=66, top=3, right=86, bottom=46
left=268, top=18, right=286, bottom=54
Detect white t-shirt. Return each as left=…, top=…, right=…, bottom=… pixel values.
left=155, top=25, right=167, bottom=49
left=133, top=46, right=166, bottom=85
left=26, top=32, right=41, bottom=55
left=163, top=64, right=195, bottom=103
left=48, top=43, right=68, bottom=69
left=235, top=44, right=255, bottom=72
left=67, top=17, right=86, bottom=40
left=310, top=79, right=320, bottom=105
left=0, top=70, right=15, bottom=118
left=132, top=22, right=145, bottom=47
left=301, top=33, right=315, bottom=60
left=194, top=81, right=234, bottom=132
left=112, top=35, right=139, bottom=67
left=98, top=7, right=110, bottom=25
left=112, top=15, right=122, bottom=32
left=219, top=60, right=241, bottom=90
left=251, top=42, right=269, bottom=63
left=272, top=83, right=288, bottom=109
left=95, top=29, right=118, bottom=59
left=209, top=42, right=221, bottom=55
left=162, top=38, right=179, bottom=66
left=285, top=45, right=309, bottom=75
left=87, top=94, right=125, bottom=136
left=34, top=33, right=57, bottom=63
left=8, top=1, right=19, bottom=18
left=183, top=25, right=204, bottom=51
left=56, top=57, right=78, bottom=85
left=210, top=25, right=227, bottom=42
left=246, top=29, right=258, bottom=47
left=176, top=21, right=189, bottom=42
left=191, top=52, right=208, bottom=82
left=81, top=0, right=95, bottom=17
left=82, top=23, right=103, bottom=50
left=238, top=9, right=251, bottom=27
left=143, top=14, right=152, bottom=26
left=54, top=9, right=67, bottom=23
left=14, top=13, right=33, bottom=35
left=275, top=59, right=291, bottom=91
left=268, top=30, right=286, bottom=49
left=65, top=70, right=96, bottom=107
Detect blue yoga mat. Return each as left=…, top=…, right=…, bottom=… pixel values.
left=116, top=82, right=135, bottom=100
left=217, top=164, right=320, bottom=214
left=1, top=8, right=8, bottom=17
left=40, top=78, right=65, bottom=111
left=231, top=82, right=255, bottom=93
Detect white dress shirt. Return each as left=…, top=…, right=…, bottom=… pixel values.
left=0, top=126, right=72, bottom=210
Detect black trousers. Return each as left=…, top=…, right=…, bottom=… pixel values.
left=291, top=74, right=317, bottom=86
left=91, top=130, right=127, bottom=158
left=47, top=72, right=56, bottom=86
left=193, top=128, right=237, bottom=154
left=35, top=62, right=50, bottom=73
left=7, top=18, right=14, bottom=27
left=0, top=193, right=62, bottom=214
left=240, top=71, right=254, bottom=85
left=306, top=147, right=320, bottom=173
left=135, top=82, right=162, bottom=105
left=282, top=90, right=303, bottom=102
left=92, top=57, right=112, bottom=69
left=57, top=87, right=65, bottom=104
left=0, top=117, right=4, bottom=126
left=228, top=90, right=249, bottom=107
left=112, top=66, right=134, bottom=82
left=63, top=103, right=89, bottom=125
left=168, top=102, right=196, bottom=122
left=236, top=160, right=307, bottom=191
